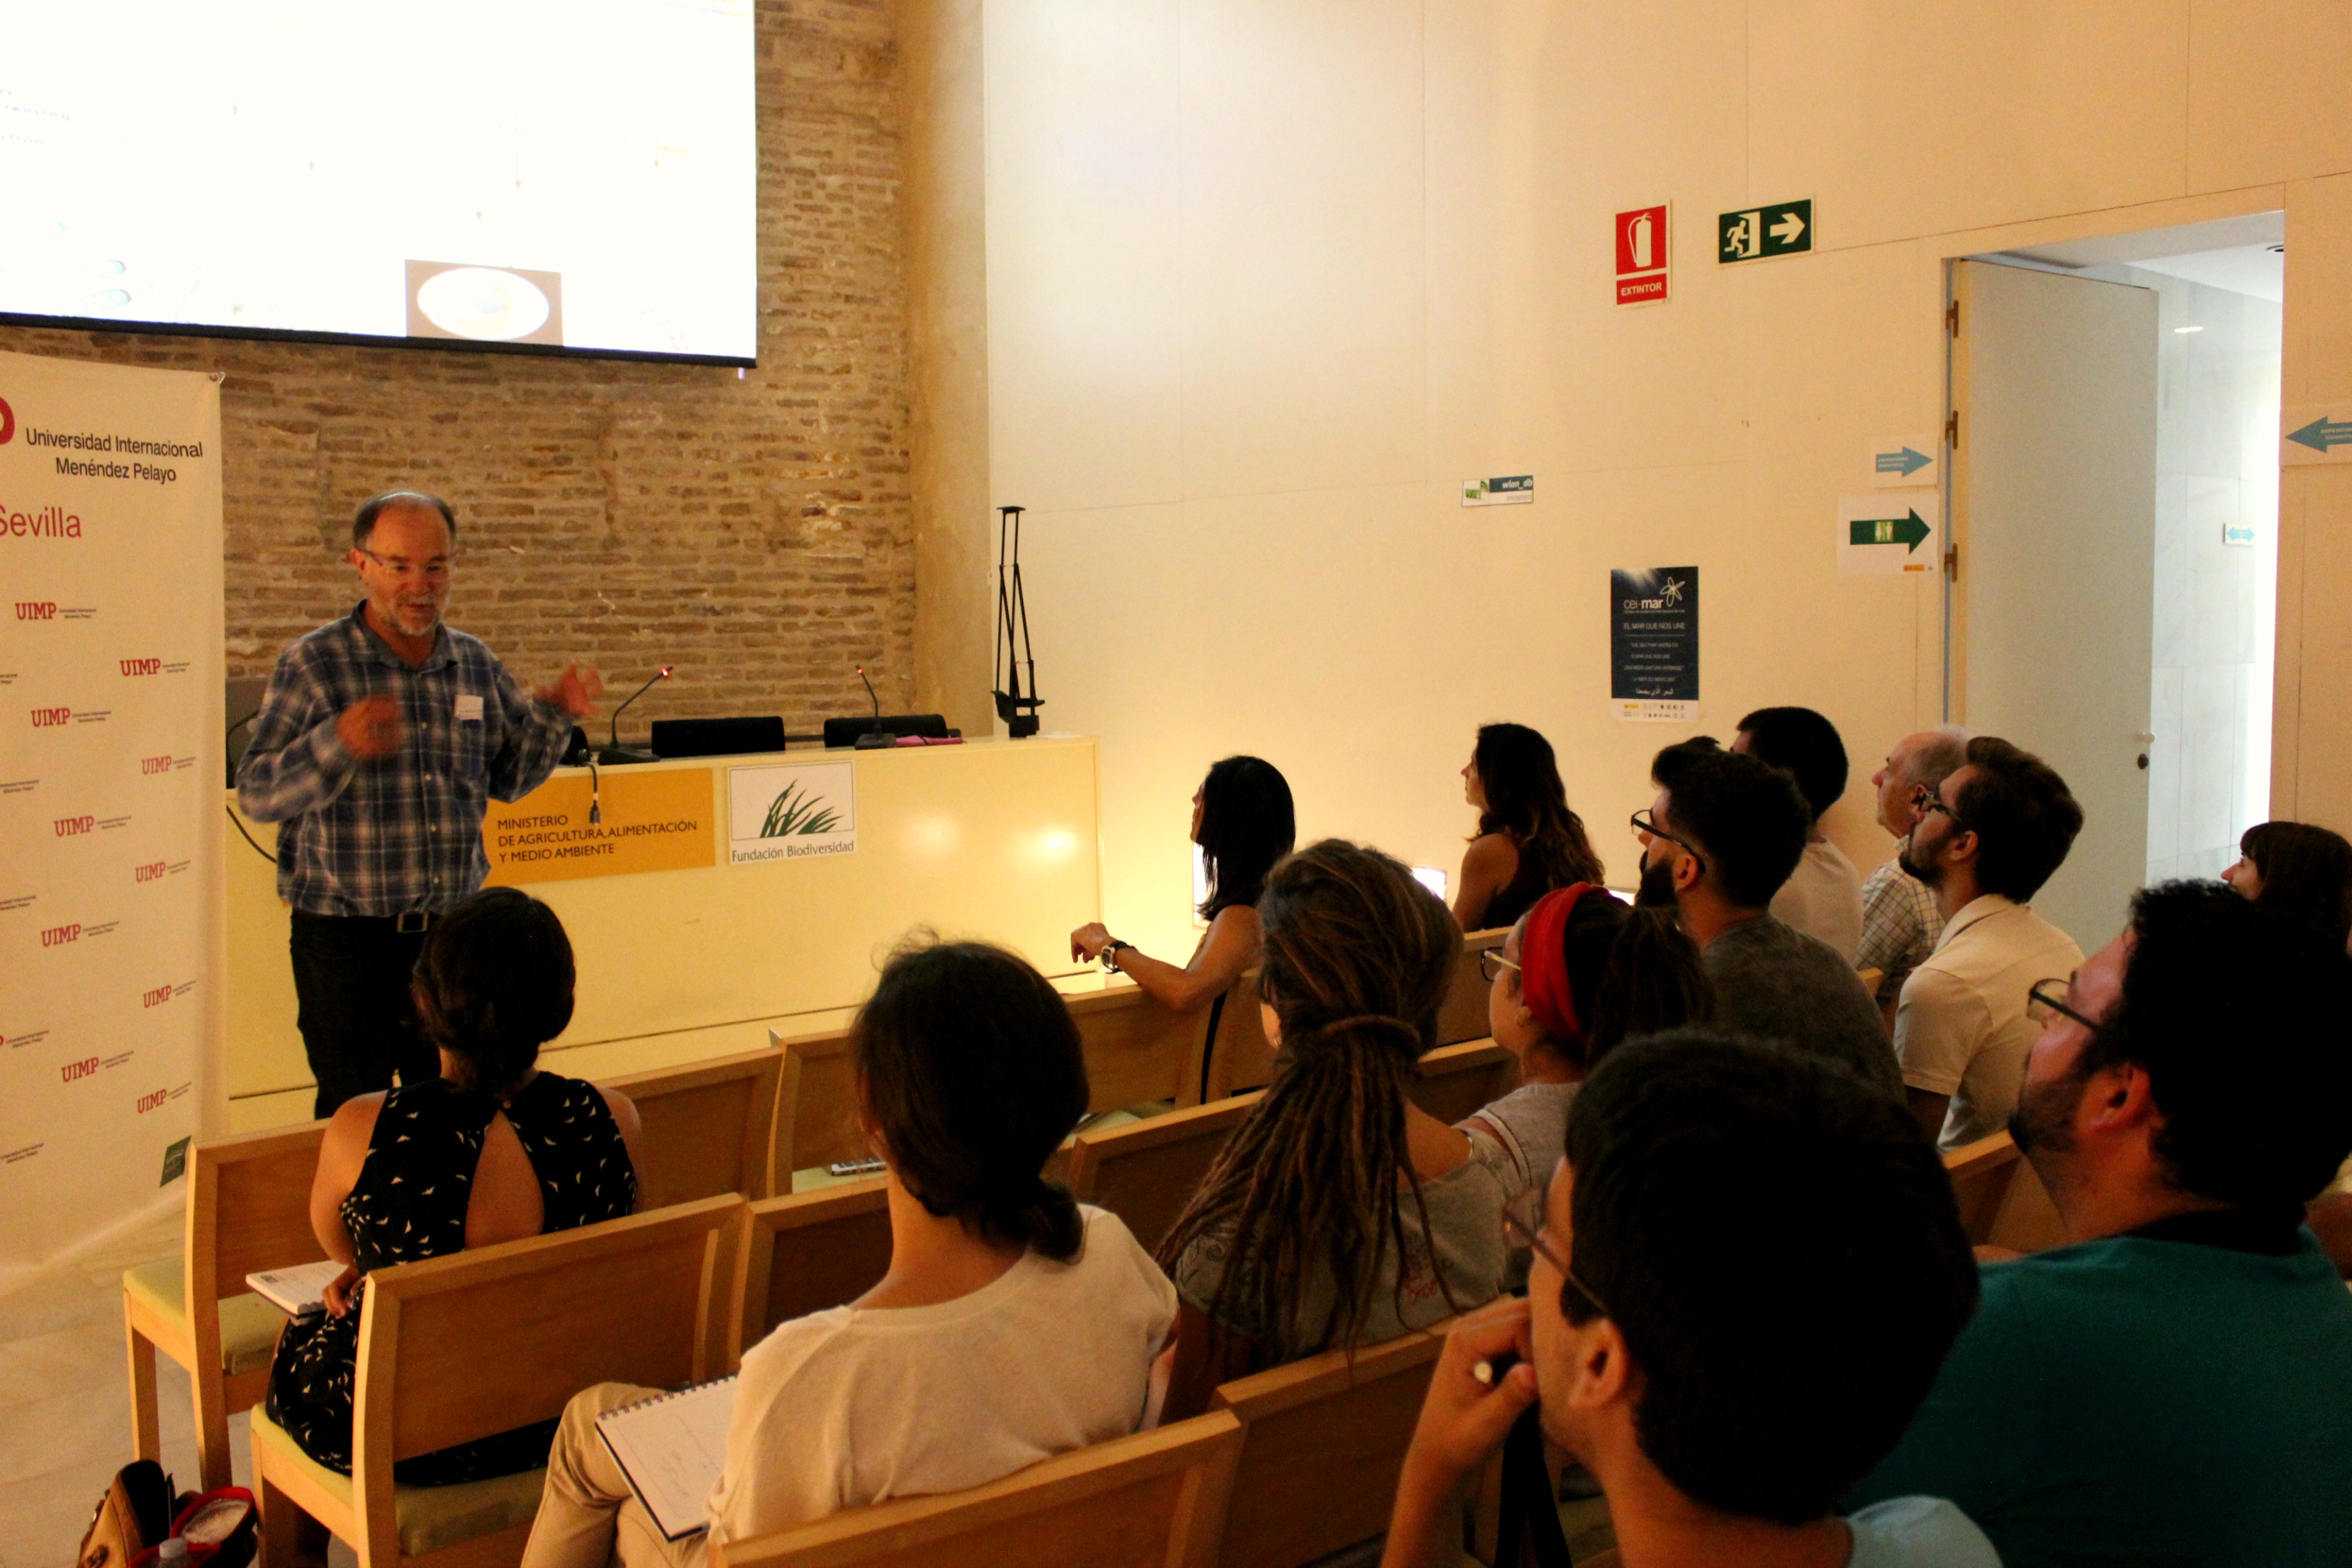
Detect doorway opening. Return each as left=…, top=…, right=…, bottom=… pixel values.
left=1950, top=210, right=2283, bottom=946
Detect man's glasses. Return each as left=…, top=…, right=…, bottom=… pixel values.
left=1911, top=784, right=1968, bottom=833
left=1630, top=809, right=1707, bottom=878
left=2026, top=976, right=2101, bottom=1032
left=1479, top=948, right=1520, bottom=984
left=360, top=549, right=453, bottom=584
left=1503, top=1182, right=1608, bottom=1318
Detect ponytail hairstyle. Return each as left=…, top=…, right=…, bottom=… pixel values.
left=1197, top=756, right=1297, bottom=920
left=410, top=887, right=575, bottom=1099
left=1156, top=839, right=1462, bottom=1359
left=1471, top=723, right=1605, bottom=892
left=1516, top=887, right=1715, bottom=1074
left=855, top=938, right=1089, bottom=1262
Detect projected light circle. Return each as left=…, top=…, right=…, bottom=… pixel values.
left=415, top=267, right=553, bottom=342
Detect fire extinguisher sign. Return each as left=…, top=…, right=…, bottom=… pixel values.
left=1615, top=203, right=1670, bottom=306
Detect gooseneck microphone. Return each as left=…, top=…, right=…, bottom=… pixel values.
left=597, top=666, right=670, bottom=766
left=853, top=666, right=895, bottom=750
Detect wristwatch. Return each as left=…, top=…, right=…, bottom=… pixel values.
left=1100, top=939, right=1134, bottom=973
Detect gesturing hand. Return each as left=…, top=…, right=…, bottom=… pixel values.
left=1071, top=922, right=1113, bottom=963
left=335, top=696, right=403, bottom=760
left=537, top=661, right=605, bottom=718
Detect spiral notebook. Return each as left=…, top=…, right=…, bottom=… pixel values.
left=245, top=1261, right=346, bottom=1318
left=594, top=1378, right=739, bottom=1542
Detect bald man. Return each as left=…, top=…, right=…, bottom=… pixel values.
left=1858, top=729, right=1968, bottom=1016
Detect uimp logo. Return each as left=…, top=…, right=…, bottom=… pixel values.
left=60, top=1057, right=99, bottom=1084
left=140, top=754, right=173, bottom=775
left=30, top=707, right=69, bottom=727
left=134, top=861, right=166, bottom=883
left=141, top=982, right=173, bottom=1008
left=119, top=658, right=160, bottom=678
left=54, top=814, right=94, bottom=836
left=14, top=602, right=56, bottom=621
left=135, top=1089, right=168, bottom=1114
left=0, top=396, right=13, bottom=447
left=41, top=922, right=82, bottom=946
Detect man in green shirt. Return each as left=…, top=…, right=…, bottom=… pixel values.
left=1849, top=880, right=2352, bottom=1567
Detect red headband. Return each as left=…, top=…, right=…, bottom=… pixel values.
left=1518, top=883, right=1594, bottom=1046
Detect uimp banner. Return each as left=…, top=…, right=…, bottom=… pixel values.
left=0, top=351, right=225, bottom=1285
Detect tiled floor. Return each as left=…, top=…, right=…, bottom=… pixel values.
left=0, top=1215, right=286, bottom=1568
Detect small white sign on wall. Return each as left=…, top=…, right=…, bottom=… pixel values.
left=1837, top=493, right=1942, bottom=576
left=727, top=759, right=856, bottom=865
left=1462, top=476, right=1534, bottom=507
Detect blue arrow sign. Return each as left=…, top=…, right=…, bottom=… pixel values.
left=2287, top=416, right=2352, bottom=453
left=1874, top=445, right=1932, bottom=477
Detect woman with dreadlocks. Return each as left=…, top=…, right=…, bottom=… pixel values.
left=1155, top=839, right=1512, bottom=1421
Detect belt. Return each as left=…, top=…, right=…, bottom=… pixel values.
left=292, top=908, right=437, bottom=934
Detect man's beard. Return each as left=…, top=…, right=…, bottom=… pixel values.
left=1635, top=852, right=1679, bottom=909
left=1898, top=831, right=1941, bottom=887
left=2008, top=1067, right=2085, bottom=1158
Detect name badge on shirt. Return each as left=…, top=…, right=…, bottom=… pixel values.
left=455, top=693, right=485, bottom=722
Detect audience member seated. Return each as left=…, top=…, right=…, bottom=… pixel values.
left=2224, top=818, right=2352, bottom=950
left=1861, top=728, right=1971, bottom=1016
left=267, top=888, right=644, bottom=1480
left=523, top=940, right=1176, bottom=1568
left=1073, top=754, right=1294, bottom=1036
left=1462, top=883, right=1711, bottom=1207
left=1450, top=722, right=1607, bottom=931
left=2224, top=821, right=2352, bottom=1272
left=1849, top=882, right=2352, bottom=1568
left=1891, top=737, right=2083, bottom=1150
left=1156, top=840, right=1509, bottom=1420
left=1735, top=705, right=1866, bottom=962
left=1636, top=738, right=1903, bottom=1100
left=1382, top=1031, right=1993, bottom=1568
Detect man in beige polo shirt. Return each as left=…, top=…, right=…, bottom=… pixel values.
left=1892, top=737, right=2085, bottom=1149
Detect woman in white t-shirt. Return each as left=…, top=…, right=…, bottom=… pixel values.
left=520, top=941, right=1177, bottom=1568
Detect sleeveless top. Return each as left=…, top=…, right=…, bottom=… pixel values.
left=266, top=1073, right=637, bottom=1482
left=1477, top=836, right=1556, bottom=930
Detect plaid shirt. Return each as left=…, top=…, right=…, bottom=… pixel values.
left=1859, top=857, right=1945, bottom=1007
left=236, top=604, right=571, bottom=917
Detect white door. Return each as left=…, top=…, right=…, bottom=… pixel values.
left=1951, top=258, right=2157, bottom=952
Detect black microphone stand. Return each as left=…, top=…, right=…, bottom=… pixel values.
left=992, top=505, right=1042, bottom=738
left=852, top=666, right=895, bottom=749
left=598, top=667, right=670, bottom=765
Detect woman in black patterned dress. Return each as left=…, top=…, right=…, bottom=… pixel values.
left=265, top=887, right=643, bottom=1482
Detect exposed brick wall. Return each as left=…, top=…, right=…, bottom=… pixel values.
left=0, top=0, right=914, bottom=741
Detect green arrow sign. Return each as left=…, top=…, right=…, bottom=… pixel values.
left=2287, top=416, right=2352, bottom=452
left=1848, top=510, right=1931, bottom=552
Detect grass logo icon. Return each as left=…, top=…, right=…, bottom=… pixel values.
left=760, top=781, right=841, bottom=837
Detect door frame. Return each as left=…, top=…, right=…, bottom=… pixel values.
left=1920, top=184, right=2286, bottom=734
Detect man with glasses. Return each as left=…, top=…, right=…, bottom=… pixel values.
left=1847, top=882, right=2352, bottom=1567
left=1891, top=736, right=2083, bottom=1149
left=237, top=491, right=602, bottom=1114
left=1382, top=1031, right=1994, bottom=1568
left=1859, top=727, right=1971, bottom=1018
left=1635, top=738, right=1903, bottom=1101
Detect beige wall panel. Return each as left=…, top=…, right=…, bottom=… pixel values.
left=2188, top=0, right=2352, bottom=193
left=984, top=0, right=1185, bottom=513
left=2275, top=174, right=2352, bottom=831
left=1180, top=0, right=1428, bottom=499
left=1748, top=1, right=2190, bottom=250
left=1424, top=0, right=1749, bottom=477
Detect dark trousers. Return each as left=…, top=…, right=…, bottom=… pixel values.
left=289, top=912, right=440, bottom=1118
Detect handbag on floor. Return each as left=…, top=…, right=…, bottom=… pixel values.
left=77, top=1460, right=177, bottom=1568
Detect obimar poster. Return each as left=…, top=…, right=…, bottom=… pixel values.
left=1611, top=566, right=1698, bottom=723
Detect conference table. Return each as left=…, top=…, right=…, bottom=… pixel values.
left=224, top=735, right=1103, bottom=1129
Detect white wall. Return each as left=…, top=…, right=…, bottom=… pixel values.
left=975, top=1, right=2352, bottom=964
left=2094, top=266, right=2282, bottom=883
